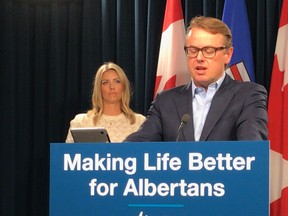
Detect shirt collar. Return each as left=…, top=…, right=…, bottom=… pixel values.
left=191, top=72, right=226, bottom=97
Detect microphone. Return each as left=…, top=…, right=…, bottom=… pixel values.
left=176, top=114, right=191, bottom=141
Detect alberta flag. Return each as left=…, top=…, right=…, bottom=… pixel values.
left=222, top=0, right=255, bottom=82
left=268, top=0, right=288, bottom=215
left=154, top=0, right=190, bottom=97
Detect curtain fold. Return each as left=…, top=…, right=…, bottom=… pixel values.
left=0, top=0, right=282, bottom=215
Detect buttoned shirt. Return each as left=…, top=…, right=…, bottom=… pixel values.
left=192, top=73, right=225, bottom=141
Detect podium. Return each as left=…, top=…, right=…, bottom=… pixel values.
left=50, top=141, right=269, bottom=216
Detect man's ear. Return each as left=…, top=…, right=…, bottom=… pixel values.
left=225, top=47, right=234, bottom=64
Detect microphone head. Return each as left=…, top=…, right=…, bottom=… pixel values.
left=181, top=114, right=191, bottom=124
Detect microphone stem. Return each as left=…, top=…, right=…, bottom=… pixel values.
left=176, top=122, right=185, bottom=141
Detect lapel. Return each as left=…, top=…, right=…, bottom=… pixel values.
left=173, top=83, right=195, bottom=141
left=200, top=74, right=235, bottom=141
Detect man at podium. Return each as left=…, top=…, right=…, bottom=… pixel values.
left=125, top=16, right=267, bottom=142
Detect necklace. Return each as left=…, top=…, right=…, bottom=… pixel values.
left=101, top=113, right=124, bottom=126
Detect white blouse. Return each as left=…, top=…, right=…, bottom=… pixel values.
left=65, top=112, right=146, bottom=143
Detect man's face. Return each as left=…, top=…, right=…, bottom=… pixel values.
left=185, top=27, right=233, bottom=88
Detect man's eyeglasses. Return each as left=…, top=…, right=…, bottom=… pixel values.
left=184, top=46, right=227, bottom=59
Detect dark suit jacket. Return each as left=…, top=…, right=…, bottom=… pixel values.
left=125, top=74, right=268, bottom=142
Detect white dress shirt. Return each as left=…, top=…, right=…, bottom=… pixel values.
left=192, top=73, right=225, bottom=141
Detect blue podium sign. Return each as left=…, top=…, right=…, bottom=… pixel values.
left=50, top=141, right=269, bottom=216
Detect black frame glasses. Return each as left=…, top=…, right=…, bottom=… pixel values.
left=184, top=46, right=227, bottom=59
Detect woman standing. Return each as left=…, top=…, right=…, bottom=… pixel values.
left=66, top=62, right=146, bottom=143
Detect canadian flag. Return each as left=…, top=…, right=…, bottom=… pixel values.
left=154, top=0, right=190, bottom=97
left=268, top=0, right=288, bottom=215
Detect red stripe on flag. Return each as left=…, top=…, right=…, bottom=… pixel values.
left=268, top=56, right=284, bottom=153
left=163, top=75, right=176, bottom=91
left=154, top=76, right=162, bottom=96
left=230, top=64, right=243, bottom=81
left=162, top=0, right=184, bottom=32
left=270, top=187, right=288, bottom=216
left=269, top=0, right=288, bottom=214
left=279, top=0, right=288, bottom=27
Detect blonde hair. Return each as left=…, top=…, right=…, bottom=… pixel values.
left=187, top=16, right=232, bottom=48
left=87, top=62, right=136, bottom=124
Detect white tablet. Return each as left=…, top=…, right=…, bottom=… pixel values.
left=70, top=127, right=111, bottom=143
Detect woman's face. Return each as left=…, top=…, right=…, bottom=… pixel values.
left=100, top=69, right=123, bottom=104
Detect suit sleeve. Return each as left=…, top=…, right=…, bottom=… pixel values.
left=124, top=94, right=164, bottom=142
left=124, top=88, right=186, bottom=142
left=236, top=83, right=268, bottom=140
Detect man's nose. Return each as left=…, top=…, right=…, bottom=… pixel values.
left=196, top=50, right=205, bottom=60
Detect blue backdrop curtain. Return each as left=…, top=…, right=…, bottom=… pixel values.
left=0, top=0, right=282, bottom=215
